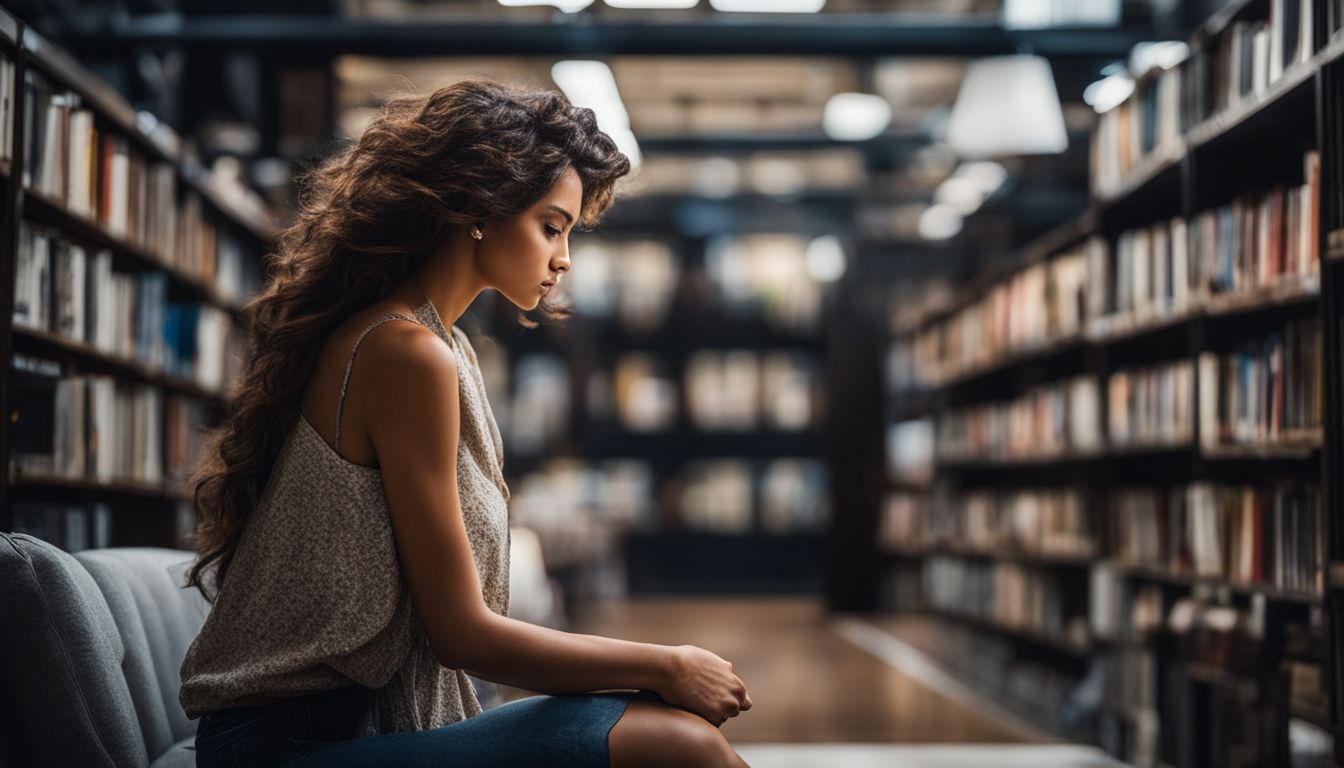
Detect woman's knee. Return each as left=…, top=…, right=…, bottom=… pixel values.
left=608, top=693, right=744, bottom=768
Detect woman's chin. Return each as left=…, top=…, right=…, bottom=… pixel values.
left=498, top=290, right=540, bottom=311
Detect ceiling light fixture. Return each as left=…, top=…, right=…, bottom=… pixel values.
left=1083, top=72, right=1135, bottom=114
left=945, top=55, right=1068, bottom=158
left=551, top=60, right=643, bottom=168
left=499, top=0, right=595, bottom=11
left=918, top=204, right=963, bottom=240
left=822, top=92, right=892, bottom=141
left=605, top=0, right=699, bottom=7
left=1002, top=0, right=1119, bottom=29
left=953, top=161, right=1008, bottom=195
left=709, top=0, right=825, bottom=12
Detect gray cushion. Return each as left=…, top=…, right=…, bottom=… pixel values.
left=147, top=737, right=196, bottom=768
left=75, top=548, right=208, bottom=765
left=0, top=533, right=148, bottom=767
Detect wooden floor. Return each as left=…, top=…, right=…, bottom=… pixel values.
left=568, top=596, right=1040, bottom=745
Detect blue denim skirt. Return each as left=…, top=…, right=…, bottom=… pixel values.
left=194, top=685, right=640, bottom=768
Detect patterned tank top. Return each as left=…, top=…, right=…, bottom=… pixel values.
left=179, top=293, right=511, bottom=735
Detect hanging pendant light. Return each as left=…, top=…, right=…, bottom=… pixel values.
left=945, top=55, right=1068, bottom=158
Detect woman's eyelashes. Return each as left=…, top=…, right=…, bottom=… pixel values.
left=544, top=223, right=563, bottom=238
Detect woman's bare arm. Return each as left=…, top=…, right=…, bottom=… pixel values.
left=361, top=324, right=745, bottom=717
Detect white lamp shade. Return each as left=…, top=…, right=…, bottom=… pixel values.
left=945, top=55, right=1068, bottom=158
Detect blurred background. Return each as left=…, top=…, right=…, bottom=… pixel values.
left=3, top=0, right=1342, bottom=766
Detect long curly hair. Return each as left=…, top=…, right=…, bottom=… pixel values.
left=185, top=79, right=632, bottom=600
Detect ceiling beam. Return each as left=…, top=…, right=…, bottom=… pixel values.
left=70, top=14, right=1157, bottom=60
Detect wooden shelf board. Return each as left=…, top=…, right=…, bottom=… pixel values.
left=923, top=607, right=1092, bottom=658
left=1092, top=143, right=1184, bottom=212
left=1186, top=59, right=1317, bottom=151
left=13, top=326, right=230, bottom=403
left=22, top=189, right=248, bottom=317
left=9, top=471, right=191, bottom=503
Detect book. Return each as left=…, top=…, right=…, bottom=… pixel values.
left=914, top=238, right=1104, bottom=383
left=11, top=500, right=112, bottom=552
left=937, top=375, right=1101, bottom=461
left=1197, top=316, right=1322, bottom=449
left=1109, top=483, right=1323, bottom=593
left=1107, top=359, right=1194, bottom=448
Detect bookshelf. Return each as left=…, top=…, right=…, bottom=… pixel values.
left=458, top=229, right=830, bottom=599
left=0, top=10, right=277, bottom=552
left=876, top=2, right=1344, bottom=764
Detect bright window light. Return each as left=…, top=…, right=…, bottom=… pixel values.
left=606, top=0, right=698, bottom=6
left=551, top=60, right=642, bottom=168
left=805, top=235, right=846, bottom=283
left=709, top=0, right=825, bottom=11
left=822, top=92, right=892, bottom=141
left=918, top=204, right=963, bottom=241
left=946, top=55, right=1068, bottom=157
left=1083, top=72, right=1135, bottom=114
left=499, top=0, right=595, bottom=11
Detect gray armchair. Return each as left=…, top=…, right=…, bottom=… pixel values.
left=0, top=533, right=208, bottom=768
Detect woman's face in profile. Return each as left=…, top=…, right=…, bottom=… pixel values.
left=478, top=165, right=582, bottom=311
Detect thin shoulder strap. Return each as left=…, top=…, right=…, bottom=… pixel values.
left=335, top=312, right=419, bottom=456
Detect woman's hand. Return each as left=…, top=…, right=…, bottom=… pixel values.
left=656, top=645, right=753, bottom=726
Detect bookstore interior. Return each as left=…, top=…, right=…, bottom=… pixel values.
left=8, top=0, right=1344, bottom=766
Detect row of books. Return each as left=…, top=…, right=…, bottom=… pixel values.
left=1091, top=0, right=1315, bottom=196
left=935, top=376, right=1102, bottom=461
left=1107, top=359, right=1194, bottom=448
left=595, top=350, right=820, bottom=434
left=10, top=501, right=112, bottom=552
left=676, top=458, right=830, bottom=534
left=924, top=555, right=1091, bottom=650
left=0, top=54, right=14, bottom=167
left=566, top=234, right=827, bottom=335
left=913, top=205, right=1316, bottom=388
left=1108, top=151, right=1320, bottom=318
left=910, top=238, right=1104, bottom=384
left=164, top=394, right=210, bottom=493
left=23, top=69, right=263, bottom=296
left=12, top=223, right=246, bottom=392
left=1092, top=65, right=1182, bottom=198
left=505, top=459, right=656, bottom=570
left=1198, top=317, right=1322, bottom=448
left=884, top=419, right=933, bottom=485
left=568, top=239, right=677, bottom=332
left=911, top=149, right=1319, bottom=382
left=1108, top=483, right=1325, bottom=593
left=504, top=456, right=827, bottom=572
left=885, top=335, right=937, bottom=393
left=1191, top=0, right=1316, bottom=123
left=935, top=328, right=1321, bottom=461
left=879, top=487, right=1095, bottom=559
left=11, top=354, right=163, bottom=484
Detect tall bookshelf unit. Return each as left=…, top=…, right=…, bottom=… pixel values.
left=878, top=1, right=1344, bottom=765
left=0, top=8, right=277, bottom=551
left=482, top=226, right=831, bottom=598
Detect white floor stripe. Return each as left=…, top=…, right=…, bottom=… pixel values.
left=830, top=617, right=1062, bottom=744
left=734, top=743, right=1129, bottom=768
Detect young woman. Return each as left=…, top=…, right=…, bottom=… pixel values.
left=179, top=80, right=752, bottom=768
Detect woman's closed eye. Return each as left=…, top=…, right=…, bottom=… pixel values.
left=544, top=224, right=563, bottom=238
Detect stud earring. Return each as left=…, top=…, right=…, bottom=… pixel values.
left=471, top=225, right=484, bottom=241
